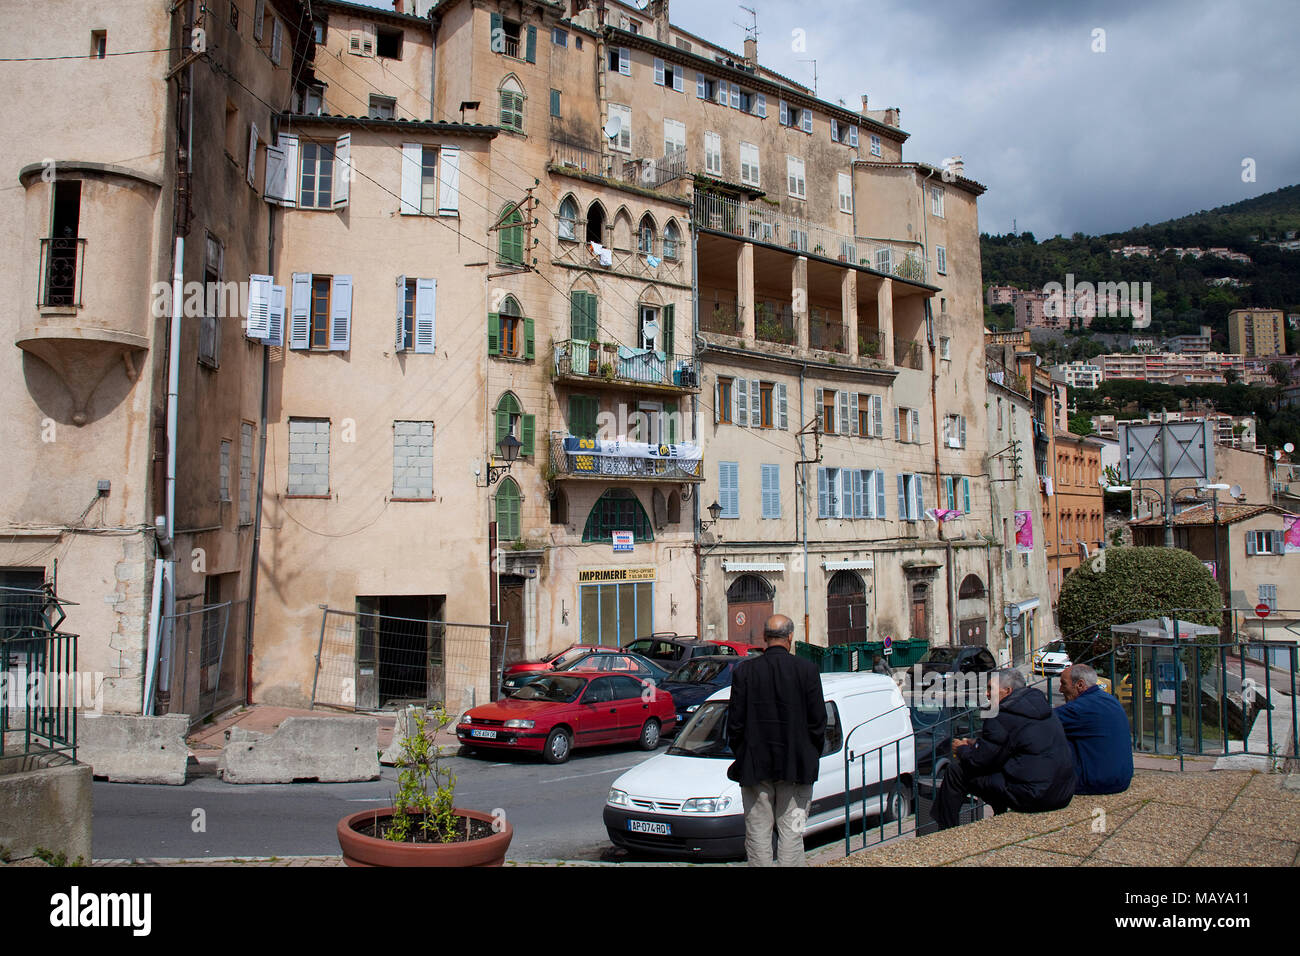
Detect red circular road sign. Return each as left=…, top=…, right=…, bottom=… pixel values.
left=1256, top=603, right=1271, bottom=618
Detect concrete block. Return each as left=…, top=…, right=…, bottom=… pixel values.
left=78, top=713, right=189, bottom=785
left=217, top=716, right=379, bottom=784
left=379, top=705, right=426, bottom=766
left=1213, top=754, right=1273, bottom=772
left=0, top=753, right=93, bottom=863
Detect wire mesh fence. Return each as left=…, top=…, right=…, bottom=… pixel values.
left=156, top=598, right=248, bottom=728
left=312, top=606, right=508, bottom=715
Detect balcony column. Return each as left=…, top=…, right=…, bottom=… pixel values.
left=738, top=241, right=755, bottom=343
left=793, top=256, right=809, bottom=352
left=842, top=268, right=859, bottom=361
left=878, top=278, right=895, bottom=366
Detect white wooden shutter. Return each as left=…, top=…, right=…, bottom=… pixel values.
left=874, top=469, right=885, bottom=517
left=414, top=278, right=436, bottom=353
left=267, top=284, right=284, bottom=347
left=736, top=378, right=749, bottom=427
left=247, top=123, right=259, bottom=187
left=253, top=0, right=265, bottom=39
left=395, top=275, right=408, bottom=351
left=619, top=46, right=630, bottom=75
left=897, top=474, right=908, bottom=519
left=332, top=134, right=351, bottom=208
left=831, top=118, right=839, bottom=142
left=838, top=469, right=851, bottom=518
left=959, top=415, right=967, bottom=447
left=246, top=274, right=273, bottom=339
left=910, top=408, right=920, bottom=442
left=849, top=393, right=859, bottom=436
left=270, top=18, right=283, bottom=64
left=697, top=73, right=706, bottom=98
left=755, top=93, right=766, bottom=117
left=713, top=380, right=720, bottom=424
left=852, top=469, right=864, bottom=518
left=400, top=143, right=422, bottom=214
left=801, top=108, right=812, bottom=133
left=654, top=58, right=665, bottom=85
left=779, top=100, right=789, bottom=125
left=438, top=146, right=460, bottom=215
left=838, top=391, right=850, bottom=435
left=849, top=125, right=859, bottom=147
left=750, top=379, right=760, bottom=427
left=263, top=145, right=287, bottom=204
left=672, top=68, right=683, bottom=93
left=329, top=275, right=353, bottom=351
left=777, top=383, right=788, bottom=429
left=894, top=406, right=901, bottom=441
left=872, top=396, right=883, bottom=436
left=1246, top=533, right=1256, bottom=555
left=278, top=134, right=298, bottom=207
left=817, top=468, right=828, bottom=518
left=289, top=273, right=311, bottom=349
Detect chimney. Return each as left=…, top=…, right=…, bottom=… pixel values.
left=652, top=0, right=672, bottom=44
left=861, top=94, right=869, bottom=114
left=744, top=36, right=757, bottom=66
left=393, top=0, right=404, bottom=12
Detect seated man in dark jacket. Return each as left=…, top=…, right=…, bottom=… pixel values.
left=1056, top=663, right=1133, bottom=795
left=933, top=668, right=1075, bottom=830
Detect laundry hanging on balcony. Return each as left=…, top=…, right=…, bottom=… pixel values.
left=588, top=240, right=612, bottom=266
left=562, top=436, right=701, bottom=461
left=646, top=254, right=661, bottom=268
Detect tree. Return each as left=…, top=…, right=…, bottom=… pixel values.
left=1068, top=413, right=1095, bottom=436
left=1268, top=361, right=1292, bottom=385
left=1058, top=547, right=1223, bottom=660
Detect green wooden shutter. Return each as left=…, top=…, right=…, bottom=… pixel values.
left=521, top=414, right=536, bottom=455
left=525, top=25, right=537, bottom=63
left=495, top=406, right=509, bottom=448
left=550, top=89, right=561, bottom=117
left=487, top=313, right=501, bottom=354
left=662, top=303, right=674, bottom=356
left=570, top=294, right=583, bottom=341
left=665, top=400, right=678, bottom=443
left=523, top=317, right=535, bottom=359
left=490, top=12, right=502, bottom=52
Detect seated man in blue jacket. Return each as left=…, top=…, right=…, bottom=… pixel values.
left=1056, top=663, right=1133, bottom=795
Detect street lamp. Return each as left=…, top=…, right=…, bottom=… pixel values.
left=699, top=500, right=723, bottom=531
left=486, top=433, right=521, bottom=486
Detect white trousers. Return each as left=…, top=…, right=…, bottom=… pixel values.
left=741, top=780, right=813, bottom=867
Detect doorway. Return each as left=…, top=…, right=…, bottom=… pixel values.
left=826, top=570, right=868, bottom=647
left=727, top=574, right=774, bottom=644
left=910, top=583, right=930, bottom=642
left=355, top=594, right=445, bottom=708
left=498, top=575, right=527, bottom=669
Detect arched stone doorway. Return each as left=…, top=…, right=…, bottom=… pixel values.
left=826, top=570, right=868, bottom=647
left=726, top=574, right=774, bottom=645
left=957, top=574, right=988, bottom=647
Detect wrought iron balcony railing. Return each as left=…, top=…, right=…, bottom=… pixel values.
left=553, top=339, right=699, bottom=389
left=893, top=336, right=924, bottom=370
left=38, top=237, right=86, bottom=308
left=549, top=435, right=704, bottom=481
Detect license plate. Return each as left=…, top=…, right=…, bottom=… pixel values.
left=471, top=729, right=498, bottom=739
left=628, top=820, right=671, bottom=835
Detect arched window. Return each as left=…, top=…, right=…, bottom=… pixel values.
left=494, top=391, right=534, bottom=456
left=498, top=203, right=524, bottom=266
left=586, top=202, right=605, bottom=245
left=612, top=209, right=633, bottom=251
left=637, top=214, right=657, bottom=255
left=958, top=574, right=986, bottom=600
left=499, top=75, right=525, bottom=132
left=495, top=477, right=521, bottom=540
left=558, top=196, right=579, bottom=242
left=667, top=490, right=681, bottom=524
left=727, top=574, right=774, bottom=603
left=494, top=295, right=530, bottom=359
left=663, top=220, right=681, bottom=260
left=582, top=488, right=653, bottom=543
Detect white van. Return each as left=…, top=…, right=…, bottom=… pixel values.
left=604, top=672, right=915, bottom=859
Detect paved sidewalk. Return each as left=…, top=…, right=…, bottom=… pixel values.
left=826, top=770, right=1300, bottom=867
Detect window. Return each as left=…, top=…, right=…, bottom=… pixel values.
left=608, top=45, right=630, bottom=75
left=740, top=143, right=759, bottom=187
left=495, top=478, right=521, bottom=540
left=499, top=76, right=525, bottom=132
left=819, top=388, right=837, bottom=434
left=1247, top=530, right=1282, bottom=555
left=779, top=100, right=798, bottom=128
left=550, top=89, right=561, bottom=117
left=376, top=26, right=402, bottom=59
left=395, top=276, right=436, bottom=353
left=718, top=462, right=739, bottom=518
left=930, top=185, right=945, bottom=217
left=558, top=196, right=579, bottom=241
left=944, top=476, right=972, bottom=514
left=663, top=118, right=686, bottom=155
left=936, top=245, right=947, bottom=275
left=310, top=276, right=331, bottom=348
left=199, top=234, right=223, bottom=369
left=786, top=156, right=806, bottom=199
left=759, top=383, right=774, bottom=428
left=940, top=336, right=951, bottom=360
left=298, top=85, right=324, bottom=115
left=820, top=468, right=886, bottom=519
left=896, top=406, right=921, bottom=443
left=663, top=220, right=681, bottom=260
left=838, top=173, right=853, bottom=213
left=716, top=377, right=733, bottom=424
left=368, top=94, right=397, bottom=120
left=638, top=304, right=660, bottom=349
left=608, top=103, right=631, bottom=153
left=254, top=0, right=266, bottom=39
left=90, top=30, right=106, bottom=59
left=568, top=395, right=599, bottom=439
left=392, top=421, right=433, bottom=498
left=552, top=27, right=568, bottom=47
left=488, top=296, right=533, bottom=360
left=569, top=290, right=598, bottom=341
left=857, top=394, right=884, bottom=437
left=697, top=74, right=717, bottom=100
left=299, top=140, right=335, bottom=208
left=494, top=392, right=535, bottom=456
left=288, top=418, right=329, bottom=495
left=289, top=273, right=351, bottom=350
left=311, top=18, right=325, bottom=43
left=898, top=473, right=924, bottom=520
left=583, top=488, right=653, bottom=544
left=870, top=134, right=882, bottom=157
left=497, top=203, right=525, bottom=265
left=653, top=57, right=684, bottom=92
left=219, top=440, right=232, bottom=501
left=492, top=16, right=523, bottom=58
left=830, top=119, right=857, bottom=144
left=349, top=23, right=375, bottom=56
left=239, top=424, right=254, bottom=522
left=637, top=216, right=656, bottom=255
left=270, top=17, right=283, bottom=64
left=761, top=464, right=781, bottom=519
left=704, top=131, right=722, bottom=176
left=944, top=414, right=967, bottom=448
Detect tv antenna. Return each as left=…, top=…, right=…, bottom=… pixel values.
left=798, top=58, right=818, bottom=96
left=735, top=5, right=758, bottom=42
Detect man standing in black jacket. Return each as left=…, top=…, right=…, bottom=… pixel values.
left=726, top=614, right=826, bottom=866
left=933, top=668, right=1075, bottom=830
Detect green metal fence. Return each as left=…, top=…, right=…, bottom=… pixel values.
left=0, top=585, right=78, bottom=760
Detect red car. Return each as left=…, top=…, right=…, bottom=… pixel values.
left=711, top=639, right=764, bottom=657
left=457, top=671, right=676, bottom=764
left=503, top=643, right=596, bottom=678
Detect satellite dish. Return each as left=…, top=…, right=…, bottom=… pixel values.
left=642, top=319, right=659, bottom=347
left=1286, top=442, right=1295, bottom=454
left=603, top=114, right=622, bottom=140
left=1275, top=450, right=1283, bottom=461
left=1230, top=484, right=1243, bottom=499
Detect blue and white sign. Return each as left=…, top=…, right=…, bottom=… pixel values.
left=612, top=531, right=634, bottom=553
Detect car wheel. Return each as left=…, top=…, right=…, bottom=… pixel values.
left=884, top=785, right=913, bottom=823
left=638, top=718, right=661, bottom=751
left=543, top=728, right=572, bottom=765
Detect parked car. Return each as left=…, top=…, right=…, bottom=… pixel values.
left=458, top=672, right=676, bottom=764
left=919, top=644, right=998, bottom=676
left=503, top=643, right=589, bottom=679
left=1032, top=641, right=1072, bottom=677
left=658, top=656, right=745, bottom=729
left=500, top=648, right=669, bottom=697
left=622, top=634, right=737, bottom=667
left=603, top=673, right=914, bottom=859
left=711, top=639, right=764, bottom=656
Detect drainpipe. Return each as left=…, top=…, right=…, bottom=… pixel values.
left=692, top=217, right=703, bottom=641
left=800, top=362, right=810, bottom=640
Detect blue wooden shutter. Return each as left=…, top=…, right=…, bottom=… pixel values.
left=962, top=477, right=971, bottom=513
left=875, top=469, right=886, bottom=518
left=414, top=278, right=436, bottom=353
left=525, top=25, right=536, bottom=63
left=818, top=468, right=829, bottom=518
left=329, top=275, right=352, bottom=350
left=898, top=474, right=907, bottom=519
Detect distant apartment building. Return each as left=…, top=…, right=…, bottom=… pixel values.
left=1117, top=245, right=1153, bottom=257
left=985, top=284, right=1017, bottom=307
left=1014, top=290, right=1049, bottom=327
left=1056, top=362, right=1102, bottom=389
left=1165, top=326, right=1214, bottom=354
left=1228, top=308, right=1287, bottom=357
left=1097, top=351, right=1245, bottom=384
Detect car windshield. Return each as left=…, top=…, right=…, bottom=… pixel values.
left=508, top=675, right=585, bottom=702
left=667, top=660, right=727, bottom=684
left=551, top=647, right=592, bottom=669
left=667, top=701, right=733, bottom=758
left=624, top=639, right=653, bottom=655
left=922, top=647, right=957, bottom=665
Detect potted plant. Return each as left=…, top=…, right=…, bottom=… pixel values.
left=336, top=706, right=513, bottom=867
left=600, top=362, right=616, bottom=381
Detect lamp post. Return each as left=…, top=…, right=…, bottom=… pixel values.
left=698, top=500, right=723, bottom=532
left=486, top=434, right=522, bottom=486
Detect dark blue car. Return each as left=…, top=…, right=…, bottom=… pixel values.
left=658, top=656, right=744, bottom=730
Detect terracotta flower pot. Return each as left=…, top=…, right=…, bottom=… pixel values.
left=337, top=808, right=513, bottom=867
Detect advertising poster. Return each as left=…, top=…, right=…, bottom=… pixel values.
left=1015, top=510, right=1034, bottom=553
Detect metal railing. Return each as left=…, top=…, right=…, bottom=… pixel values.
left=0, top=585, right=78, bottom=760
left=809, top=307, right=846, bottom=353
left=553, top=339, right=698, bottom=389
left=550, top=138, right=605, bottom=176
left=754, top=301, right=795, bottom=345
left=857, top=329, right=886, bottom=360
left=620, top=145, right=688, bottom=190
left=893, top=336, right=924, bottom=370
left=155, top=598, right=248, bottom=728
left=701, top=296, right=741, bottom=335
left=987, top=358, right=1029, bottom=396
left=549, top=435, right=703, bottom=481
left=38, top=236, right=86, bottom=308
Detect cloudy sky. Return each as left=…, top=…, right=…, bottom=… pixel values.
left=364, top=0, right=1300, bottom=237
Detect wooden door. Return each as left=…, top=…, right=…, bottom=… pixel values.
left=827, top=570, right=868, bottom=647
left=499, top=576, right=527, bottom=669
left=726, top=574, right=775, bottom=645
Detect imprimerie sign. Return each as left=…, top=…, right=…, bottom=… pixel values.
left=577, top=567, right=656, bottom=583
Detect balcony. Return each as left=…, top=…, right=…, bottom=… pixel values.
left=857, top=329, right=887, bottom=360
left=701, top=296, right=741, bottom=335
left=809, top=306, right=846, bottom=353
left=38, top=237, right=87, bottom=308
left=551, top=138, right=607, bottom=176
left=553, top=339, right=699, bottom=392
left=620, top=146, right=689, bottom=190
left=754, top=301, right=795, bottom=345
left=549, top=435, right=704, bottom=482
left=893, top=336, right=924, bottom=370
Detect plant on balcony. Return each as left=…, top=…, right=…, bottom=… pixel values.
left=813, top=244, right=826, bottom=256
left=600, top=362, right=615, bottom=381
left=588, top=354, right=599, bottom=375
left=859, top=336, right=880, bottom=358
left=895, top=254, right=926, bottom=281
left=602, top=341, right=618, bottom=354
